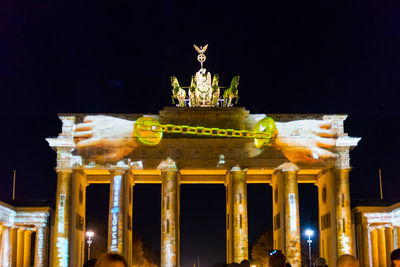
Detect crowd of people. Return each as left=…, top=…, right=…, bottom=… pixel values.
left=83, top=248, right=400, bottom=267
left=83, top=253, right=128, bottom=267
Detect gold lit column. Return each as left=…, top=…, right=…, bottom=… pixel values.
left=52, top=170, right=72, bottom=267
left=124, top=171, right=134, bottom=266
left=226, top=166, right=248, bottom=264
left=160, top=159, right=180, bottom=267
left=10, top=228, right=18, bottom=267
left=362, top=224, right=371, bottom=267
left=335, top=168, right=353, bottom=255
left=276, top=163, right=301, bottom=267
left=107, top=169, right=134, bottom=266
left=385, top=226, right=394, bottom=267
left=377, top=227, right=387, bottom=267
left=271, top=170, right=284, bottom=252
left=16, top=229, right=25, bottom=267
left=1, top=226, right=11, bottom=267
left=371, top=228, right=380, bottom=267
left=23, top=230, right=32, bottom=267
left=34, top=226, right=49, bottom=267
left=394, top=226, right=400, bottom=249
left=0, top=226, right=2, bottom=257
left=316, top=170, right=338, bottom=267
left=70, top=170, right=88, bottom=267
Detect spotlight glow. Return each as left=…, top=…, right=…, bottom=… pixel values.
left=305, top=229, right=314, bottom=237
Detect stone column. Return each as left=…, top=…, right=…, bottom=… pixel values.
left=385, top=226, right=394, bottom=267
left=10, top=228, right=18, bottom=267
left=1, top=226, right=11, bottom=267
left=0, top=225, right=2, bottom=262
left=271, top=170, right=284, bottom=252
left=107, top=169, right=134, bottom=265
left=335, top=168, right=353, bottom=256
left=52, top=170, right=72, bottom=267
left=0, top=228, right=1, bottom=265
left=371, top=228, right=379, bottom=267
left=160, top=159, right=180, bottom=267
left=362, top=224, right=371, bottom=267
left=276, top=163, right=301, bottom=267
left=226, top=166, right=248, bottom=264
left=394, top=226, right=400, bottom=249
left=124, top=171, right=134, bottom=266
left=16, top=228, right=25, bottom=267
left=69, top=170, right=87, bottom=267
left=23, top=230, right=32, bottom=267
left=34, top=226, right=49, bottom=267
left=377, top=227, right=387, bottom=267
left=316, top=170, right=338, bottom=267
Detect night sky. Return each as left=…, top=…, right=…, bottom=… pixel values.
left=1, top=0, right=400, bottom=266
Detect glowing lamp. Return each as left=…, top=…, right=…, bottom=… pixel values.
left=86, top=231, right=94, bottom=238
left=305, top=229, right=314, bottom=238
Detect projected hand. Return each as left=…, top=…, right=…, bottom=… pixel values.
left=74, top=115, right=138, bottom=163
left=273, top=120, right=337, bottom=163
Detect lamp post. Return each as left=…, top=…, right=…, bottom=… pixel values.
left=86, top=231, right=94, bottom=260
left=305, top=229, right=314, bottom=267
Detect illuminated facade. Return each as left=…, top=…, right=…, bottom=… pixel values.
left=353, top=202, right=400, bottom=267
left=46, top=107, right=361, bottom=267
left=0, top=201, right=51, bottom=267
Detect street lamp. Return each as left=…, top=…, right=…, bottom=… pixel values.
left=86, top=231, right=94, bottom=260
left=305, top=229, right=314, bottom=267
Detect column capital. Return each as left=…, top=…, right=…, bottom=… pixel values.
left=335, top=167, right=352, bottom=173
left=106, top=160, right=131, bottom=174
left=108, top=168, right=129, bottom=176
left=34, top=223, right=48, bottom=229
left=55, top=168, right=73, bottom=173
left=230, top=165, right=247, bottom=173
left=275, top=162, right=300, bottom=173
left=157, top=157, right=178, bottom=172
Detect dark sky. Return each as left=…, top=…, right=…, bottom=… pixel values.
left=1, top=0, right=400, bottom=266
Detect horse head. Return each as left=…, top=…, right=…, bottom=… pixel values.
left=230, top=76, right=240, bottom=92
left=171, top=76, right=180, bottom=90
left=189, top=76, right=196, bottom=91
left=212, top=74, right=219, bottom=86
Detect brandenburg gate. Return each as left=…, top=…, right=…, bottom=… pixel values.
left=46, top=107, right=360, bottom=267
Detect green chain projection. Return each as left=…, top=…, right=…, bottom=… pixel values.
left=133, top=116, right=277, bottom=148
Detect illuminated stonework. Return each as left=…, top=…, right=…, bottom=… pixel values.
left=353, top=202, right=400, bottom=267
left=45, top=107, right=361, bottom=267
left=107, top=168, right=134, bottom=266
left=160, top=162, right=180, bottom=267
left=335, top=168, right=353, bottom=256
left=0, top=205, right=16, bottom=226
left=0, top=201, right=51, bottom=267
left=110, top=175, right=122, bottom=252
left=273, top=163, right=301, bottom=267
left=226, top=167, right=248, bottom=264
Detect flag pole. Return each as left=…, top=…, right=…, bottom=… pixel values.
left=379, top=169, right=383, bottom=200
left=13, top=170, right=16, bottom=200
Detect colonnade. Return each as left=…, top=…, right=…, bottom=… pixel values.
left=360, top=224, right=400, bottom=267
left=353, top=202, right=400, bottom=267
left=50, top=159, right=354, bottom=267
left=369, top=225, right=397, bottom=267
left=0, top=205, right=50, bottom=267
